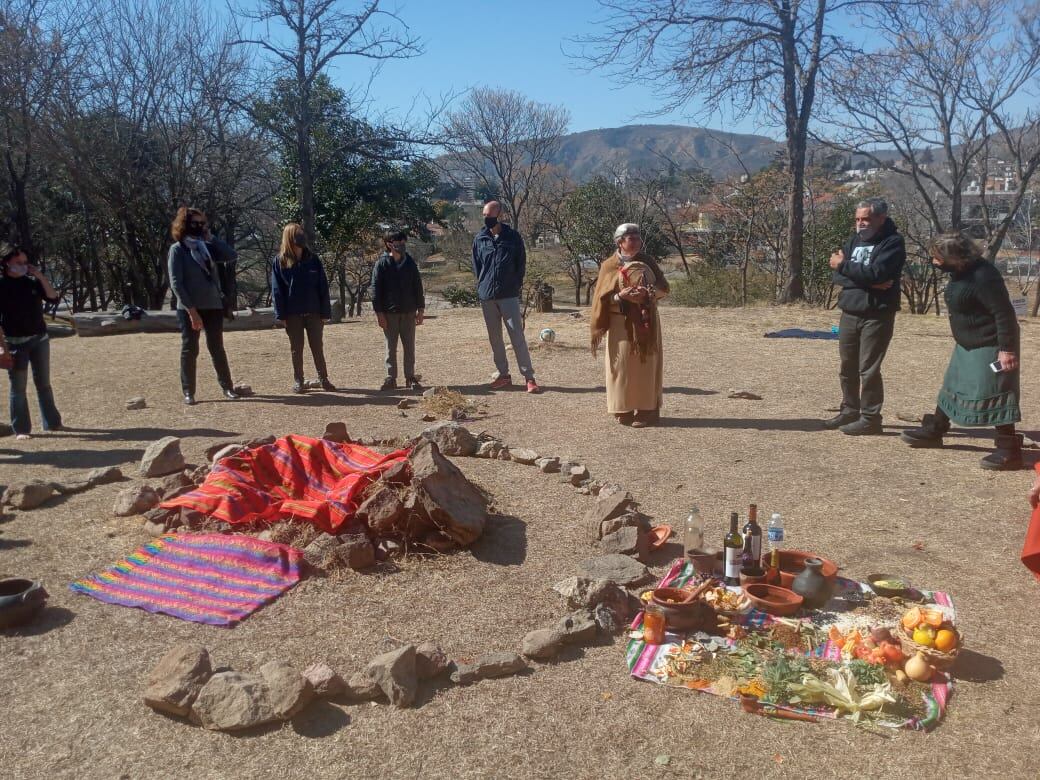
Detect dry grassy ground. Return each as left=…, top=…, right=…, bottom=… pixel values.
left=1, top=304, right=1038, bottom=780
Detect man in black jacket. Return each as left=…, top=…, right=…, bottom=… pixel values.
left=825, top=198, right=907, bottom=435
left=372, top=230, right=424, bottom=391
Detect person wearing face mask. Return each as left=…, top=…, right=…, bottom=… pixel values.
left=471, top=201, right=540, bottom=393
left=0, top=242, right=63, bottom=440
left=901, top=232, right=1023, bottom=469
left=825, top=197, right=906, bottom=435
left=589, top=224, right=670, bottom=428
left=371, top=229, right=424, bottom=391
left=271, top=223, right=335, bottom=394
left=167, top=207, right=239, bottom=405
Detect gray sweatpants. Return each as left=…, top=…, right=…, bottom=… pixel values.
left=480, top=297, right=534, bottom=381
left=383, top=312, right=417, bottom=380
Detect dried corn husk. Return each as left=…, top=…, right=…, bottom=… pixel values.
left=787, top=667, right=896, bottom=722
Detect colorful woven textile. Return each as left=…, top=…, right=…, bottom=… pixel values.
left=627, top=559, right=955, bottom=731
left=70, top=533, right=303, bottom=626
left=161, top=435, right=410, bottom=534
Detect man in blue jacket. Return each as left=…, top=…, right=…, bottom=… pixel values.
left=825, top=198, right=906, bottom=435
left=472, top=201, right=541, bottom=393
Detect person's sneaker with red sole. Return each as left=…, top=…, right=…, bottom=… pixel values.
left=526, top=379, right=542, bottom=394
left=489, top=374, right=513, bottom=390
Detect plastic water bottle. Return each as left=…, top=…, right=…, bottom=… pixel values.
left=830, top=325, right=840, bottom=334
left=767, top=512, right=785, bottom=551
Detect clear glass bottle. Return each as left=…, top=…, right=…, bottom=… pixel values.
left=682, top=505, right=704, bottom=558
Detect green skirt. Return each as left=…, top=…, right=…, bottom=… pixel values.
left=937, top=343, right=1020, bottom=427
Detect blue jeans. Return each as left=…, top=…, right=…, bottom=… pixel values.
left=7, top=334, right=62, bottom=435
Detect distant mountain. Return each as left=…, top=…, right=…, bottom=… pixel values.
left=550, top=124, right=785, bottom=181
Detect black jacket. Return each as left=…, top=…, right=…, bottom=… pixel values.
left=943, top=260, right=1019, bottom=352
left=371, top=252, right=424, bottom=314
left=270, top=250, right=331, bottom=320
left=833, top=217, right=906, bottom=317
left=0, top=276, right=58, bottom=338
left=472, top=224, right=526, bottom=301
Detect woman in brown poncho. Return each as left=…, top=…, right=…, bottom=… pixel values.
left=590, top=223, right=670, bottom=428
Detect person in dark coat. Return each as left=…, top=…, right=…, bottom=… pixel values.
left=371, top=229, right=424, bottom=391
left=271, top=223, right=334, bottom=393
left=824, top=197, right=906, bottom=435
left=167, top=207, right=239, bottom=405
left=0, top=242, right=62, bottom=439
left=901, top=232, right=1023, bottom=469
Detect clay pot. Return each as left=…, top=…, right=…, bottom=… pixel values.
left=650, top=588, right=715, bottom=631
left=790, top=558, right=834, bottom=609
left=0, top=578, right=48, bottom=629
left=688, top=548, right=723, bottom=575
left=741, top=584, right=804, bottom=616
left=739, top=566, right=767, bottom=587
left=777, top=550, right=838, bottom=589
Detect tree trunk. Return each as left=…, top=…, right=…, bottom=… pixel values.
left=781, top=140, right=806, bottom=302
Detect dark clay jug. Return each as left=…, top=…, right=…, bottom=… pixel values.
left=0, top=578, right=48, bottom=629
left=790, top=558, right=833, bottom=609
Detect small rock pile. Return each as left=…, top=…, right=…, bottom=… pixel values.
left=2, top=466, right=125, bottom=511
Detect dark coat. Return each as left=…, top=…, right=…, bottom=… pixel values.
left=167, top=238, right=237, bottom=312
left=943, top=259, right=1019, bottom=352
left=471, top=224, right=526, bottom=301
left=832, top=217, right=906, bottom=317
left=371, top=252, right=424, bottom=314
left=270, top=250, right=331, bottom=320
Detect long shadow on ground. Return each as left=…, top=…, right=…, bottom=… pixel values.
left=48, top=426, right=239, bottom=443
left=470, top=513, right=527, bottom=566
left=657, top=417, right=828, bottom=432
left=0, top=447, right=142, bottom=469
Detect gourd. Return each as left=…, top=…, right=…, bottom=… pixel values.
left=904, top=652, right=934, bottom=682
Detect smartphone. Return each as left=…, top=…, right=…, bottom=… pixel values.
left=990, top=360, right=1004, bottom=373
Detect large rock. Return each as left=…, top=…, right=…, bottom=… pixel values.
left=583, top=488, right=634, bottom=541
left=139, top=437, right=185, bottom=477
left=302, top=662, right=345, bottom=699
left=521, top=629, right=566, bottom=660
left=408, top=440, right=487, bottom=545
left=415, top=641, right=450, bottom=680
left=86, top=466, right=124, bottom=486
left=476, top=440, right=503, bottom=459
left=509, top=448, right=539, bottom=465
left=3, top=480, right=56, bottom=510
left=344, top=672, right=383, bottom=701
left=143, top=643, right=213, bottom=716
left=535, top=457, right=561, bottom=473
left=355, top=484, right=407, bottom=537
left=450, top=652, right=527, bottom=685
left=323, top=422, right=352, bottom=443
left=335, top=534, right=376, bottom=570
left=258, top=660, right=313, bottom=719
left=113, top=485, right=161, bottom=517
left=302, top=533, right=341, bottom=570
left=598, top=525, right=649, bottom=561
left=364, top=645, right=417, bottom=708
left=420, top=422, right=478, bottom=457
left=191, top=671, right=277, bottom=732
left=577, top=554, right=650, bottom=586
left=556, top=610, right=599, bottom=645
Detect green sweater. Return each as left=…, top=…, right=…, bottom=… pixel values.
left=943, top=260, right=1019, bottom=352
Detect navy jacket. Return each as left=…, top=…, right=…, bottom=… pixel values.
left=471, top=224, right=526, bottom=301
left=371, top=252, right=425, bottom=314
left=832, top=217, right=906, bottom=317
left=271, top=250, right=331, bottom=320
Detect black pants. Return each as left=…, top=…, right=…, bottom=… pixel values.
left=285, top=313, right=328, bottom=382
left=178, top=308, right=233, bottom=395
left=838, top=311, right=896, bottom=420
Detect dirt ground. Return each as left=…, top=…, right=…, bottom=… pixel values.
left=1, top=304, right=1038, bottom=780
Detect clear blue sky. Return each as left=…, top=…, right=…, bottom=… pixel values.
left=325, top=0, right=782, bottom=139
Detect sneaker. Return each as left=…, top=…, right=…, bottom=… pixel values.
left=526, top=379, right=542, bottom=394
left=380, top=377, right=397, bottom=391
left=183, top=394, right=196, bottom=406
left=489, top=374, right=513, bottom=390
left=822, top=410, right=859, bottom=430
left=14, top=433, right=30, bottom=440
left=406, top=378, right=423, bottom=391
left=292, top=380, right=306, bottom=394
left=222, top=389, right=241, bottom=400
left=319, top=378, right=336, bottom=391
left=839, top=417, right=883, bottom=436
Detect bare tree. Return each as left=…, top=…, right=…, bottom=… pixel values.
left=440, top=87, right=569, bottom=235
left=574, top=0, right=897, bottom=302
left=233, top=0, right=422, bottom=241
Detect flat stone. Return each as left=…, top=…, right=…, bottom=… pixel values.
left=470, top=652, right=527, bottom=681
left=125, top=396, right=147, bottom=410
left=335, top=534, right=376, bottom=570
left=535, top=457, right=561, bottom=473
left=476, top=440, right=502, bottom=458
left=139, top=437, right=186, bottom=477
left=568, top=465, right=591, bottom=486
left=419, top=421, right=478, bottom=457
left=143, top=643, right=212, bottom=716
left=509, top=448, right=539, bottom=465
left=302, top=533, right=341, bottom=570
left=86, top=466, right=125, bottom=486
left=727, top=390, right=763, bottom=400
left=577, top=554, right=650, bottom=586
left=204, top=441, right=245, bottom=461
left=210, top=444, right=245, bottom=465
left=113, top=485, right=161, bottom=517
left=556, top=610, right=599, bottom=644
left=51, top=477, right=92, bottom=496
left=191, top=671, right=277, bottom=732
left=521, top=629, right=566, bottom=660
left=258, top=660, right=313, bottom=719
left=415, top=641, right=450, bottom=680
left=3, top=480, right=56, bottom=510
left=598, top=526, right=641, bottom=556
left=344, top=672, right=384, bottom=701
left=364, top=645, right=417, bottom=708
left=302, top=662, right=345, bottom=699
left=449, top=662, right=480, bottom=685
left=409, top=440, right=487, bottom=545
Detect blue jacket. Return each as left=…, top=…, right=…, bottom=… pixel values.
left=271, top=250, right=331, bottom=320
left=471, top=224, right=526, bottom=301
left=371, top=252, right=425, bottom=313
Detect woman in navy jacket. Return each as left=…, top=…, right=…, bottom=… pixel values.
left=271, top=224, right=335, bottom=393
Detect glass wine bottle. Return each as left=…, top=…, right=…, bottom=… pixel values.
left=723, top=512, right=743, bottom=586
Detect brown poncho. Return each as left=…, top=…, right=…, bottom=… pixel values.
left=590, top=252, right=670, bottom=358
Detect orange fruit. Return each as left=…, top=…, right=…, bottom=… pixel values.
left=902, top=607, right=922, bottom=631
left=923, top=609, right=944, bottom=628
left=934, top=629, right=958, bottom=652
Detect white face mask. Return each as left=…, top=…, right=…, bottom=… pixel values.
left=6, top=263, right=28, bottom=278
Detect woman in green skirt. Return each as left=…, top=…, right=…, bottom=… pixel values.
left=901, top=232, right=1023, bottom=469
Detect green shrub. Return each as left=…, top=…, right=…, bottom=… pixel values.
left=441, top=284, right=481, bottom=307
left=666, top=267, right=775, bottom=308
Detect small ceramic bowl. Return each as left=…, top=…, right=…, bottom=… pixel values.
left=688, top=548, right=723, bottom=575
left=648, top=524, right=673, bottom=550
left=777, top=550, right=838, bottom=589
left=739, top=566, right=767, bottom=587
left=866, top=573, right=910, bottom=598
left=741, top=583, right=804, bottom=616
